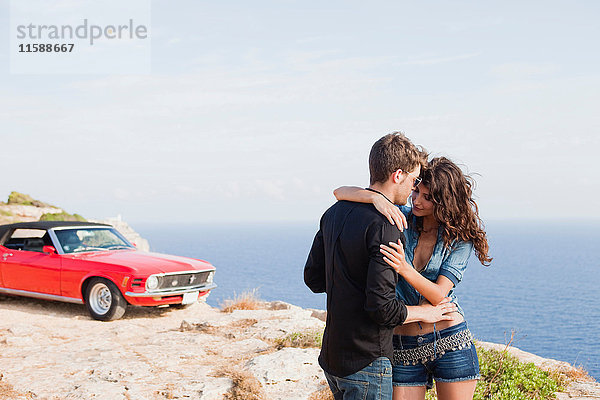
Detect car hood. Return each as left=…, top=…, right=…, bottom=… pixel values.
left=69, top=250, right=214, bottom=275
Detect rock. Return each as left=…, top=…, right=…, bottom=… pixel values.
left=179, top=320, right=217, bottom=334
left=195, top=377, right=233, bottom=399
left=251, top=309, right=325, bottom=341
left=246, top=347, right=324, bottom=400
left=179, top=320, right=194, bottom=331
left=1, top=298, right=596, bottom=400
left=151, top=376, right=231, bottom=400
left=5, top=336, right=34, bottom=346
left=7, top=192, right=52, bottom=207
left=91, top=215, right=150, bottom=251
left=9, top=326, right=42, bottom=336
left=309, top=309, right=327, bottom=322
left=220, top=338, right=271, bottom=358
left=268, top=301, right=292, bottom=310
left=560, top=381, right=600, bottom=398
left=0, top=204, right=64, bottom=222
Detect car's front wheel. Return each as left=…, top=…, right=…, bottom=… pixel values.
left=84, top=278, right=127, bottom=321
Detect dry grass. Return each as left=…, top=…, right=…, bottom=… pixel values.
left=229, top=318, right=259, bottom=329
left=564, top=366, right=594, bottom=382
left=0, top=373, right=33, bottom=400
left=549, top=364, right=594, bottom=385
left=216, top=365, right=265, bottom=400
left=221, top=289, right=264, bottom=313
left=308, top=386, right=334, bottom=400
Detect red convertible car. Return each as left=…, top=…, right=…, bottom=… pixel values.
left=0, top=221, right=216, bottom=321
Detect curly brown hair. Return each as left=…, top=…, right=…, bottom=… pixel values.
left=419, top=157, right=492, bottom=266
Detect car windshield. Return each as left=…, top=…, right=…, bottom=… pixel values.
left=54, top=228, right=134, bottom=254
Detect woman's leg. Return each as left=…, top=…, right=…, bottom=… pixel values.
left=430, top=323, right=480, bottom=400
left=435, top=380, right=477, bottom=400
left=392, top=385, right=426, bottom=400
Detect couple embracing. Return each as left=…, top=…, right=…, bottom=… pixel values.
left=304, top=133, right=491, bottom=400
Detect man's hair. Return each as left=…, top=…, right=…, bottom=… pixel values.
left=369, top=132, right=426, bottom=184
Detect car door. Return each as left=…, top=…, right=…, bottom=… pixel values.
left=0, top=229, right=61, bottom=295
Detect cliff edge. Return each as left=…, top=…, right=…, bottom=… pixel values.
left=0, top=297, right=598, bottom=400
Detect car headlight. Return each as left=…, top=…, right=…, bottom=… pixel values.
left=206, top=271, right=214, bottom=283
left=146, top=275, right=159, bottom=291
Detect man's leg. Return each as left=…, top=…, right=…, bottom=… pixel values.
left=331, top=357, right=393, bottom=400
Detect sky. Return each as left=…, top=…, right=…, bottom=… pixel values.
left=1, top=0, right=598, bottom=224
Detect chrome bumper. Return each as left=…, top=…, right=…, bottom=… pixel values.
left=125, top=283, right=217, bottom=298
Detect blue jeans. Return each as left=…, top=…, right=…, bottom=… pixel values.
left=324, top=357, right=393, bottom=400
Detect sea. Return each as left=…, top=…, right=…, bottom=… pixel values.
left=134, top=221, right=599, bottom=380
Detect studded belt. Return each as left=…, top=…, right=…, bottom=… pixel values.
left=392, top=328, right=474, bottom=366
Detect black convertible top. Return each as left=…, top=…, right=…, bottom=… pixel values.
left=0, top=221, right=111, bottom=244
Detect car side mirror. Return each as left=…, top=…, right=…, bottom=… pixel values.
left=43, top=246, right=57, bottom=255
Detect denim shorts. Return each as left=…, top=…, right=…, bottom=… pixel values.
left=324, top=357, right=393, bottom=400
left=392, top=322, right=480, bottom=389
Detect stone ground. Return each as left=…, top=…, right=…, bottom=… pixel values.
left=0, top=294, right=598, bottom=400
left=0, top=295, right=327, bottom=400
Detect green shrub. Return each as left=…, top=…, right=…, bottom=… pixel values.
left=7, top=191, right=52, bottom=207
left=474, top=344, right=562, bottom=400
left=423, top=344, right=563, bottom=399
left=425, top=346, right=565, bottom=400
left=39, top=212, right=86, bottom=222
left=275, top=330, right=323, bottom=349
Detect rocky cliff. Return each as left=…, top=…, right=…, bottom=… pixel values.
left=0, top=192, right=149, bottom=251
left=0, top=298, right=598, bottom=400
left=1, top=193, right=598, bottom=399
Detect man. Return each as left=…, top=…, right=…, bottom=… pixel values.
left=304, top=133, right=457, bottom=400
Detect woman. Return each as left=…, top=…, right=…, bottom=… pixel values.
left=334, top=157, right=491, bottom=400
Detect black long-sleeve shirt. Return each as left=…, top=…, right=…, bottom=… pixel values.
left=304, top=201, right=408, bottom=378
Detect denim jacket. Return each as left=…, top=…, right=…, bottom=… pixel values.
left=396, top=205, right=473, bottom=316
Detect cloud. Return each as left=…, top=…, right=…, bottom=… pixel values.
left=255, top=179, right=285, bottom=201
left=442, top=17, right=504, bottom=33
left=283, top=49, right=342, bottom=66
left=174, top=185, right=198, bottom=195
left=396, top=53, right=480, bottom=66
left=59, top=52, right=394, bottom=126
left=490, top=62, right=560, bottom=80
